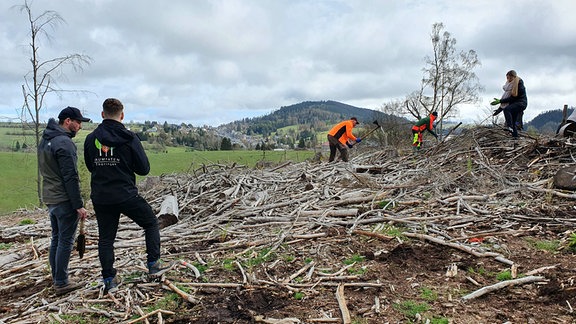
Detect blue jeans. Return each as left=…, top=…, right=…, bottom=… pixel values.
left=94, top=195, right=160, bottom=279
left=48, top=202, right=79, bottom=286
left=503, top=101, right=527, bottom=138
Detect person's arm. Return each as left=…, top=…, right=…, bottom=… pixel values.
left=131, top=135, right=151, bottom=176
left=427, top=129, right=438, bottom=138
left=500, top=80, right=526, bottom=104
left=345, top=121, right=358, bottom=142
left=83, top=135, right=93, bottom=172
left=55, top=140, right=84, bottom=210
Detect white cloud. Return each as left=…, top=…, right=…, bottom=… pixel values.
left=1, top=0, right=576, bottom=125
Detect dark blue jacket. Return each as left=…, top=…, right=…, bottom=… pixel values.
left=84, top=119, right=150, bottom=205
left=38, top=118, right=84, bottom=209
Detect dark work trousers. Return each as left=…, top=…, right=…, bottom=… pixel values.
left=48, top=202, right=80, bottom=286
left=503, top=101, right=527, bottom=138
left=94, top=195, right=160, bottom=280
left=327, top=135, right=349, bottom=162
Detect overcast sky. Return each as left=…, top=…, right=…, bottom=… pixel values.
left=1, top=0, right=575, bottom=126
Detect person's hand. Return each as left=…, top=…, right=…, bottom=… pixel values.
left=490, top=98, right=501, bottom=106
left=355, top=138, right=361, bottom=143
left=77, top=207, right=87, bottom=220
left=492, top=107, right=503, bottom=116
left=346, top=143, right=353, bottom=148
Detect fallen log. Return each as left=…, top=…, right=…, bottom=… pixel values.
left=461, top=275, right=547, bottom=301
left=162, top=278, right=198, bottom=304
left=157, top=195, right=179, bottom=229
left=335, top=284, right=351, bottom=324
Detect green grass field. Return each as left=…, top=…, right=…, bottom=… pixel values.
left=0, top=148, right=314, bottom=215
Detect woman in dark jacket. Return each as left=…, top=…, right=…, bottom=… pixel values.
left=491, top=70, right=527, bottom=138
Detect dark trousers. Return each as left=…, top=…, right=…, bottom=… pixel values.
left=48, top=202, right=79, bottom=286
left=327, top=135, right=349, bottom=162
left=503, top=102, right=527, bottom=137
left=94, top=195, right=160, bottom=279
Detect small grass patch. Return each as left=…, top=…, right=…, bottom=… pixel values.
left=293, top=291, right=305, bottom=300
left=568, top=233, right=576, bottom=252
left=146, top=292, right=180, bottom=313
left=376, top=200, right=396, bottom=210
left=496, top=270, right=513, bottom=281
left=193, top=262, right=209, bottom=274
left=222, top=259, right=236, bottom=271
left=467, top=266, right=489, bottom=277
left=430, top=318, right=450, bottom=324
left=0, top=243, right=12, bottom=250
left=19, top=218, right=35, bottom=225
left=282, top=254, right=295, bottom=262
left=243, top=247, right=275, bottom=269
left=393, top=300, right=430, bottom=318
left=373, top=224, right=405, bottom=238
left=58, top=314, right=90, bottom=323
left=420, top=287, right=438, bottom=301
left=526, top=238, right=560, bottom=253
left=343, top=254, right=365, bottom=265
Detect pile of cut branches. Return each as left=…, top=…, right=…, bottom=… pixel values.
left=1, top=126, right=576, bottom=323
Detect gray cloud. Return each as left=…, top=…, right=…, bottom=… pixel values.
left=1, top=0, right=575, bottom=125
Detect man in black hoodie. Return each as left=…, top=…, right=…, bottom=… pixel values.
left=38, top=106, right=90, bottom=296
left=84, top=98, right=165, bottom=294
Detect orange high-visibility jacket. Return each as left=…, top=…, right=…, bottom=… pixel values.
left=411, top=113, right=436, bottom=133
left=328, top=120, right=358, bottom=145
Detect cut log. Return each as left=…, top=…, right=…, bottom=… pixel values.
left=157, top=195, right=179, bottom=229
left=461, top=275, right=546, bottom=301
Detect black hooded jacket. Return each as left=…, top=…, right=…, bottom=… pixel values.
left=84, top=119, right=150, bottom=205
left=38, top=118, right=84, bottom=209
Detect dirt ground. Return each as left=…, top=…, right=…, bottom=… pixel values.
left=1, top=208, right=576, bottom=323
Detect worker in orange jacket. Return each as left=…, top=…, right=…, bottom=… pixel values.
left=411, top=112, right=438, bottom=151
left=327, top=117, right=361, bottom=162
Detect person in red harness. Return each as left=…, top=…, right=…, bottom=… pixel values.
left=411, top=112, right=438, bottom=151
left=327, top=117, right=361, bottom=162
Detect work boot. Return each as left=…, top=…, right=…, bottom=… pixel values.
left=148, top=260, right=170, bottom=279
left=54, top=280, right=83, bottom=296
left=103, top=276, right=120, bottom=294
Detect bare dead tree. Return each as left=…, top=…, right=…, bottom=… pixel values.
left=382, top=23, right=482, bottom=138
left=414, top=23, right=482, bottom=135
left=16, top=0, right=92, bottom=205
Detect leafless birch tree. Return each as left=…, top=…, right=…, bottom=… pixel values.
left=383, top=23, right=482, bottom=137
left=16, top=0, right=92, bottom=204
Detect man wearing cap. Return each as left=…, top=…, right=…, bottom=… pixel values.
left=38, top=106, right=90, bottom=295
left=327, top=117, right=361, bottom=162
left=411, top=111, right=438, bottom=151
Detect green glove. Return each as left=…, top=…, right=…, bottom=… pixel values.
left=490, top=98, right=500, bottom=106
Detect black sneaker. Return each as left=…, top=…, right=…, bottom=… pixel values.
left=103, top=276, right=119, bottom=294
left=54, top=281, right=83, bottom=296
left=148, top=260, right=170, bottom=279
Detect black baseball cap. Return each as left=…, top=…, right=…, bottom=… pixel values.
left=58, top=106, right=91, bottom=122
left=351, top=117, right=360, bottom=124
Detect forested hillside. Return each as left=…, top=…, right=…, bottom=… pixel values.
left=526, top=108, right=574, bottom=134
left=219, top=100, right=405, bottom=136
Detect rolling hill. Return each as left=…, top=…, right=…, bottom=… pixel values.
left=218, top=100, right=407, bottom=136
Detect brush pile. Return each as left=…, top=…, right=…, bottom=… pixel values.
left=1, top=126, right=576, bottom=323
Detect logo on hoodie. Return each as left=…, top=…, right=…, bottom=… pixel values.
left=95, top=139, right=114, bottom=156
left=94, top=139, right=120, bottom=166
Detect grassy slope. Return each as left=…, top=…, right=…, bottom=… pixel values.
left=0, top=148, right=314, bottom=215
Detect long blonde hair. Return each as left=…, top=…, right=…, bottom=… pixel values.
left=506, top=70, right=520, bottom=97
